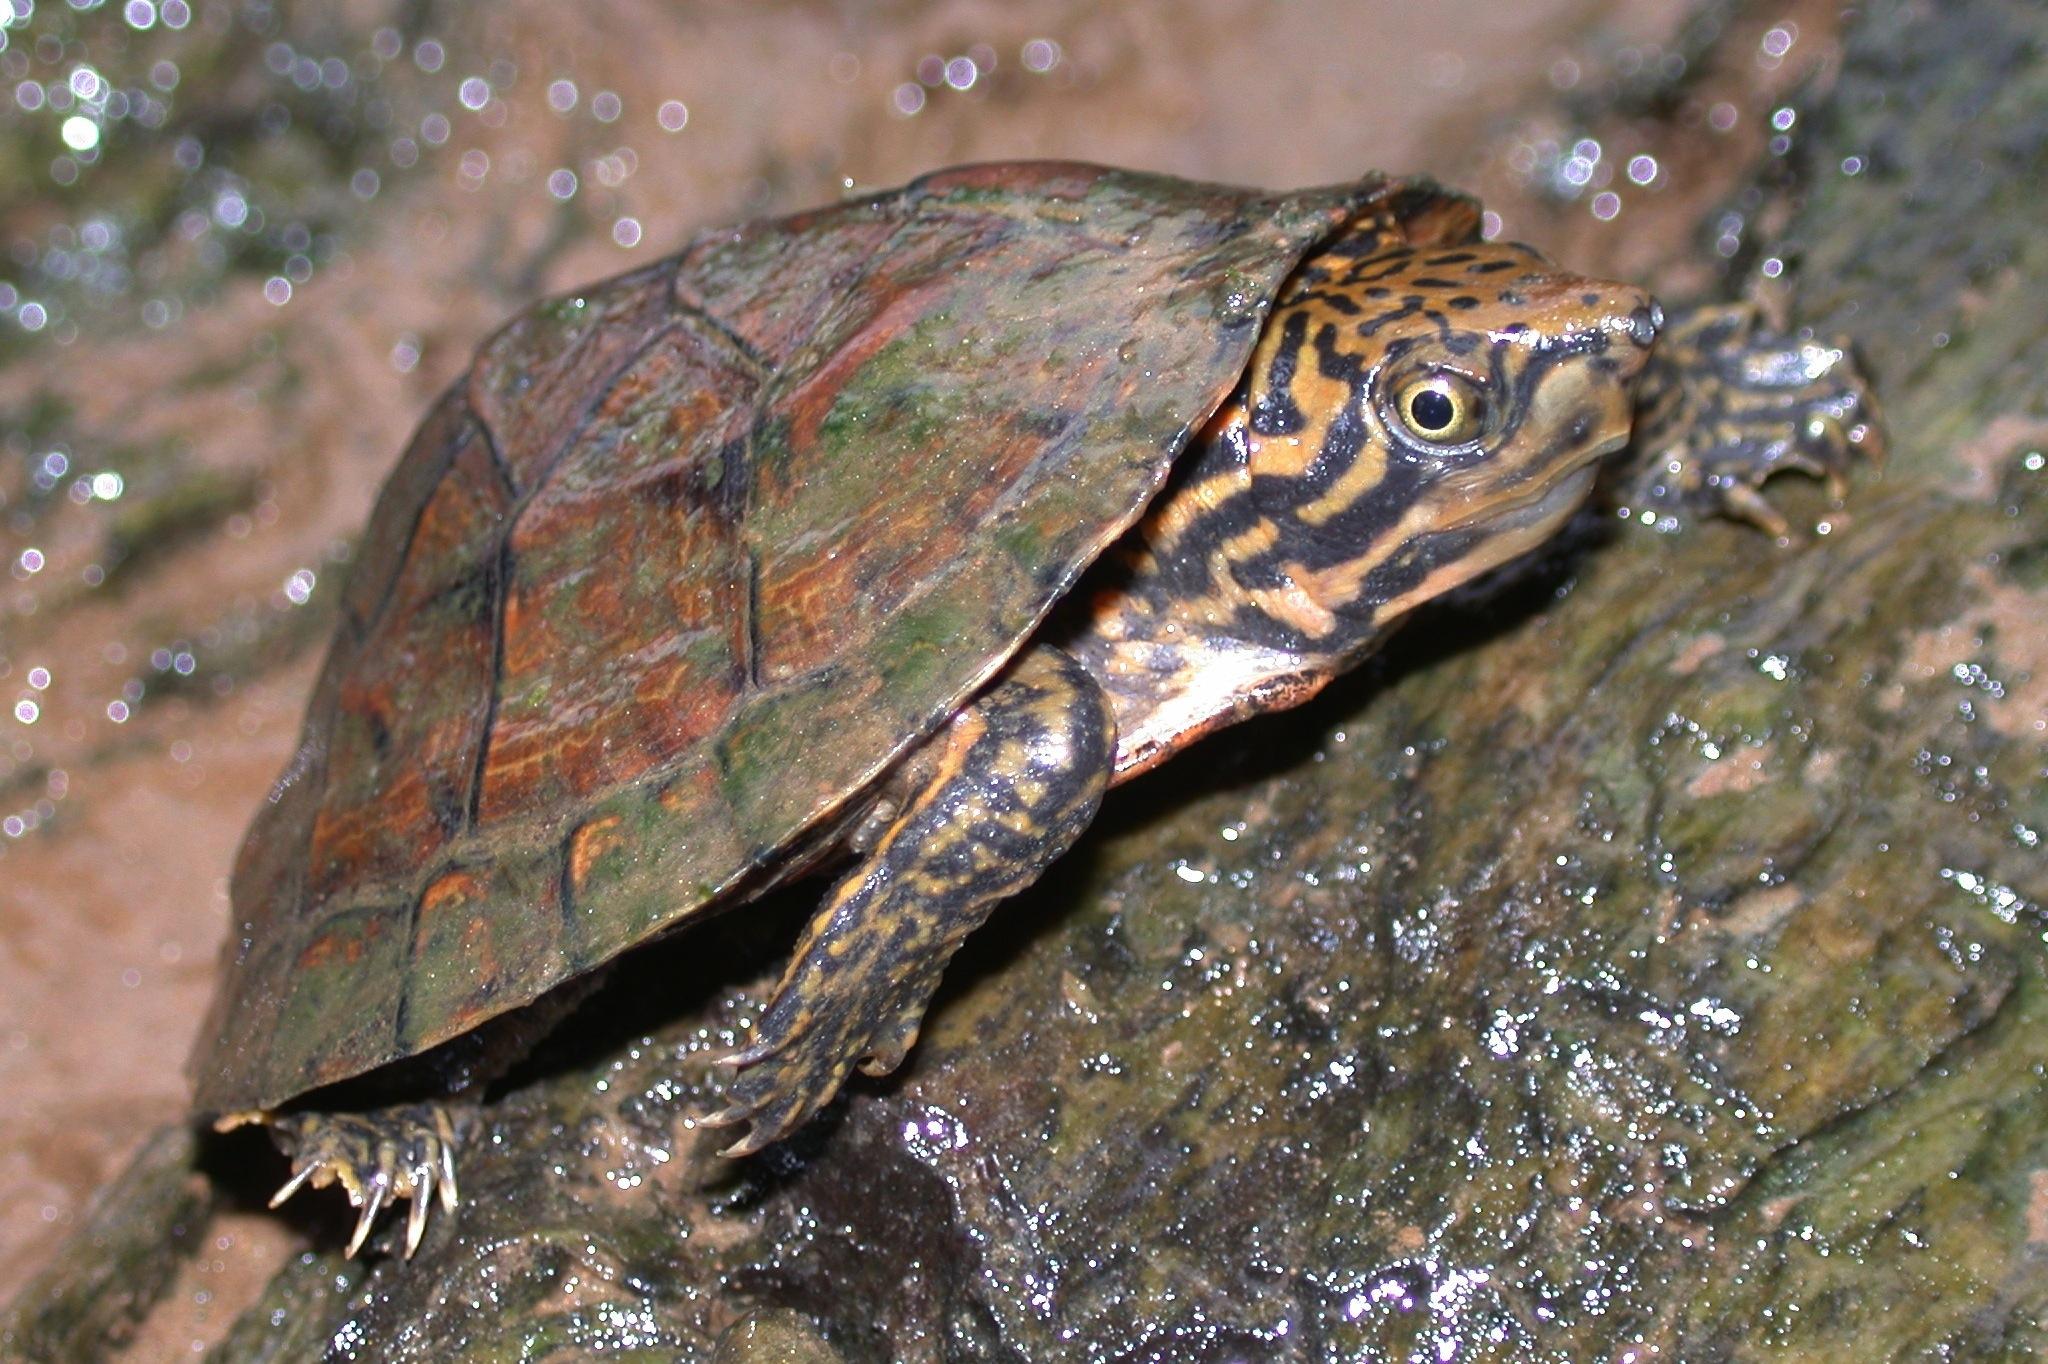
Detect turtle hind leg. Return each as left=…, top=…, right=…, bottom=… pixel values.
left=708, top=645, right=1115, bottom=1157
left=1623, top=299, right=1884, bottom=535
left=217, top=1100, right=473, bottom=1258
left=215, top=969, right=602, bottom=1258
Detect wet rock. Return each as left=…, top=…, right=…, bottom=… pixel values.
left=711, top=1310, right=845, bottom=1364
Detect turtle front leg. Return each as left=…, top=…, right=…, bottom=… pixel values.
left=216, top=1100, right=474, bottom=1258
left=708, top=644, right=1115, bottom=1156
left=1624, top=299, right=1883, bottom=534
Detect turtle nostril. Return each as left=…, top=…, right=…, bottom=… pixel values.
left=1621, top=302, right=1661, bottom=351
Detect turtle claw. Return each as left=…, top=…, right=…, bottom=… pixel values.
left=224, top=1102, right=467, bottom=1259
left=704, top=1032, right=850, bottom=1158
left=1714, top=481, right=1790, bottom=540
left=707, top=984, right=931, bottom=1156
left=715, top=1034, right=783, bottom=1073
left=437, top=1134, right=460, bottom=1212
left=706, top=1101, right=802, bottom=1161
left=266, top=1161, right=317, bottom=1210
left=404, top=1170, right=433, bottom=1257
left=346, top=1182, right=388, bottom=1259
left=704, top=982, right=914, bottom=1156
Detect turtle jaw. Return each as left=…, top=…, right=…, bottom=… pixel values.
left=1431, top=454, right=1603, bottom=579
left=1466, top=454, right=1603, bottom=538
left=1352, top=410, right=1630, bottom=636
left=1438, top=422, right=1628, bottom=539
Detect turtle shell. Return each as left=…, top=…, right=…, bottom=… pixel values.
left=191, top=162, right=1466, bottom=1114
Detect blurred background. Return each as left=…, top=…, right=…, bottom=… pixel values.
left=0, top=0, right=1845, bottom=1345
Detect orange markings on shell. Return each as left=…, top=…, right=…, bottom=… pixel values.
left=568, top=815, right=628, bottom=893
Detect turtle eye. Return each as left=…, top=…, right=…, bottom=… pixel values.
left=1392, top=373, right=1487, bottom=446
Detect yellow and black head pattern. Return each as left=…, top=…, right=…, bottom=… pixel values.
left=1135, top=225, right=1659, bottom=659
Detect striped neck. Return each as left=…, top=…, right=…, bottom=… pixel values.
left=1054, top=223, right=1654, bottom=777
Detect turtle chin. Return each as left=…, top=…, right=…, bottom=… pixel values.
left=1442, top=455, right=1602, bottom=542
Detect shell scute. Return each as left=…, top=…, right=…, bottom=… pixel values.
left=556, top=754, right=752, bottom=958
left=276, top=901, right=410, bottom=1088
left=469, top=261, right=680, bottom=492
left=338, top=389, right=479, bottom=627
left=307, top=423, right=511, bottom=902
left=476, top=322, right=761, bottom=824
left=400, top=859, right=565, bottom=1049
left=672, top=212, right=902, bottom=372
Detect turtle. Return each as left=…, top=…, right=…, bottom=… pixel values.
left=189, top=162, right=1875, bottom=1259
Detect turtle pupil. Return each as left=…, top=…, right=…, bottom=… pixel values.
left=1410, top=388, right=1456, bottom=432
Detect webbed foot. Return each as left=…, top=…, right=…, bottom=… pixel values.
left=217, top=1101, right=465, bottom=1258
left=1625, top=300, right=1883, bottom=535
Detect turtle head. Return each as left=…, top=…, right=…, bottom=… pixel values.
left=1235, top=238, right=1657, bottom=649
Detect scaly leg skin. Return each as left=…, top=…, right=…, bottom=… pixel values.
left=1625, top=300, right=1884, bottom=535
left=215, top=1100, right=474, bottom=1258
left=707, top=645, right=1116, bottom=1157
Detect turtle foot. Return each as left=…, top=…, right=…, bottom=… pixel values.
left=704, top=974, right=929, bottom=1159
left=1625, top=300, right=1884, bottom=535
left=217, top=1102, right=463, bottom=1258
